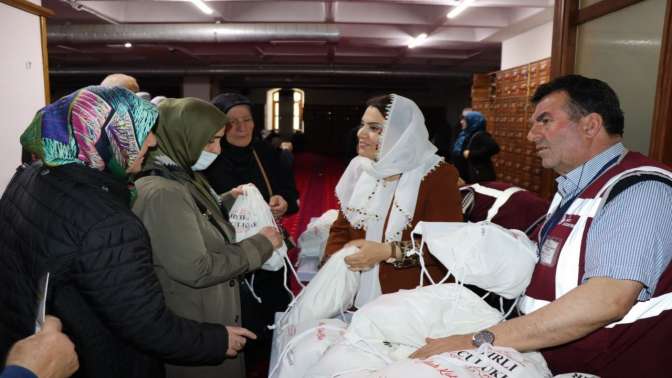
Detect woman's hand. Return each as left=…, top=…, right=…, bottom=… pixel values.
left=230, top=184, right=248, bottom=199
left=269, top=195, right=288, bottom=217
left=463, top=149, right=470, bottom=159
left=343, top=240, right=392, bottom=271
left=259, top=226, right=283, bottom=249
left=225, top=326, right=257, bottom=357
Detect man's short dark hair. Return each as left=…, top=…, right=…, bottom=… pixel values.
left=531, top=74, right=624, bottom=136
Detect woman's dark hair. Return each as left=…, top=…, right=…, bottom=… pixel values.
left=365, top=95, right=393, bottom=119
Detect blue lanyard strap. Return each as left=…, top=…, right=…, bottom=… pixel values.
left=538, top=155, right=620, bottom=247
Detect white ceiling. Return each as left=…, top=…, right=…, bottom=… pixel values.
left=46, top=0, right=554, bottom=77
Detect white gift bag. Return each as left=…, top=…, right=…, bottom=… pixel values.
left=304, top=333, right=392, bottom=378
left=348, top=284, right=503, bottom=352
left=298, top=209, right=339, bottom=261
left=229, top=184, right=287, bottom=271
left=345, top=346, right=552, bottom=378
left=274, top=246, right=360, bottom=330
left=270, top=318, right=348, bottom=378
left=412, top=221, right=538, bottom=300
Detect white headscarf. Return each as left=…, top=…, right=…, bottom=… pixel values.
left=335, top=94, right=443, bottom=306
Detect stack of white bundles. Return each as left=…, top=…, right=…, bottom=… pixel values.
left=326, top=346, right=552, bottom=378
left=270, top=246, right=361, bottom=377
left=269, top=318, right=348, bottom=378
left=306, top=284, right=504, bottom=378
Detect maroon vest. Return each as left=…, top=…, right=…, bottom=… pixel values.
left=521, top=152, right=672, bottom=375
left=461, top=181, right=549, bottom=238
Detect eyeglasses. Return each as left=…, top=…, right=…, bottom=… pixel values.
left=228, top=117, right=253, bottom=127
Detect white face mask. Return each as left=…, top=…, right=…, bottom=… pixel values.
left=191, top=150, right=219, bottom=171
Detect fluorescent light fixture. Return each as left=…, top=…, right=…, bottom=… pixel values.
left=408, top=33, right=428, bottom=49
left=124, top=42, right=132, bottom=48
left=447, top=0, right=475, bottom=19
left=189, top=0, right=214, bottom=15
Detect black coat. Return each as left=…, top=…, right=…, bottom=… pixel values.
left=205, top=138, right=299, bottom=215
left=0, top=163, right=229, bottom=378
left=453, top=131, right=500, bottom=183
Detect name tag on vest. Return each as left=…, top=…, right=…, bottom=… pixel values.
left=540, top=236, right=561, bottom=267
left=559, top=214, right=580, bottom=228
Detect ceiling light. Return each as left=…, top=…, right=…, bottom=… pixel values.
left=408, top=33, right=428, bottom=49
left=447, top=0, right=475, bottom=19
left=189, top=0, right=213, bottom=15
left=124, top=42, right=132, bottom=48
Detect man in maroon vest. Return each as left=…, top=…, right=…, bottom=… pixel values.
left=411, top=75, right=672, bottom=376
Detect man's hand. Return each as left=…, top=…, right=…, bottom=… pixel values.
left=225, top=326, right=257, bottom=357
left=6, top=315, right=79, bottom=378
left=410, top=334, right=472, bottom=359
left=343, top=240, right=391, bottom=271
left=259, top=226, right=283, bottom=249
left=269, top=195, right=288, bottom=217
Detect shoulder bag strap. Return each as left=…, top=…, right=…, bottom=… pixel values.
left=252, top=148, right=273, bottom=197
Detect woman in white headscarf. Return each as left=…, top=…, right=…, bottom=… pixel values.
left=323, top=94, right=463, bottom=307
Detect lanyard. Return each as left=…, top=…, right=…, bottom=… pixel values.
left=538, top=155, right=620, bottom=247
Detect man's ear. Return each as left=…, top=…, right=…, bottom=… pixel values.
left=581, top=113, right=604, bottom=138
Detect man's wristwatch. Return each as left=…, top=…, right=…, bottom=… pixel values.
left=471, top=330, right=495, bottom=347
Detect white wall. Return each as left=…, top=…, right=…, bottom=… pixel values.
left=182, top=76, right=212, bottom=100
left=0, top=2, right=47, bottom=193
left=501, top=22, right=553, bottom=70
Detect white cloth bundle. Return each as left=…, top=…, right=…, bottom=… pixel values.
left=334, top=346, right=551, bottom=378
left=270, top=246, right=361, bottom=377
left=304, top=333, right=391, bottom=378
left=348, top=284, right=504, bottom=351
left=413, top=221, right=538, bottom=299
left=305, top=284, right=504, bottom=377
left=298, top=209, right=339, bottom=261
left=275, top=246, right=360, bottom=329
left=270, top=318, right=348, bottom=378
left=229, top=184, right=287, bottom=271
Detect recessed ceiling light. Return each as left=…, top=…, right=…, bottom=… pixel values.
left=189, top=0, right=213, bottom=15
left=124, top=42, right=132, bottom=48
left=447, top=0, right=475, bottom=19
left=408, top=33, right=428, bottom=49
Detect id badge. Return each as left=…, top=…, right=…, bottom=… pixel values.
left=539, top=237, right=561, bottom=267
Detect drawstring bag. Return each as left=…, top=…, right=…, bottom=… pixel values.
left=298, top=209, right=340, bottom=261
left=338, top=345, right=552, bottom=378
left=304, top=332, right=392, bottom=378
left=272, top=246, right=360, bottom=331
left=269, top=318, right=348, bottom=378
left=412, top=221, right=538, bottom=300
left=269, top=246, right=360, bottom=375
left=229, top=184, right=304, bottom=304
left=305, top=284, right=503, bottom=377
left=348, top=284, right=503, bottom=353
left=229, top=184, right=287, bottom=271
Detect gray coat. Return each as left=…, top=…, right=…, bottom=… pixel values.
left=133, top=174, right=273, bottom=378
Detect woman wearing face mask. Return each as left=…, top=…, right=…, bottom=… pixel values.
left=323, top=94, right=463, bottom=307
left=132, top=98, right=283, bottom=378
left=0, top=87, right=245, bottom=378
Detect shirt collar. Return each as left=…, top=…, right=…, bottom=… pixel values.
left=556, top=142, right=625, bottom=200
